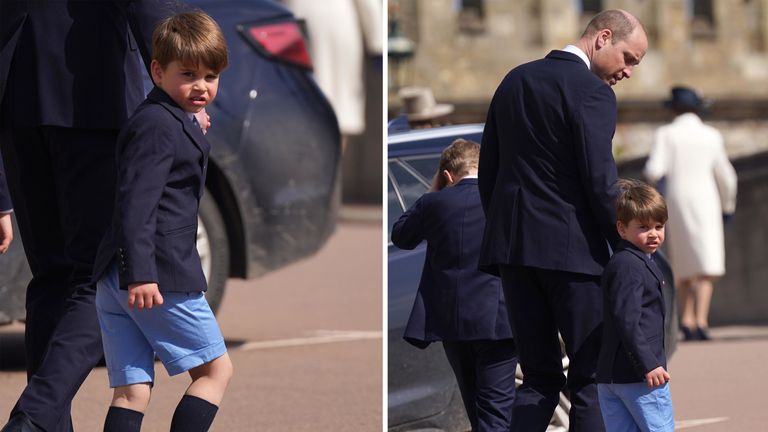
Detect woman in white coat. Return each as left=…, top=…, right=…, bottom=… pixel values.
left=644, top=86, right=737, bottom=341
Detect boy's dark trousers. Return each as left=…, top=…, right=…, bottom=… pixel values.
left=442, top=339, right=517, bottom=431
left=0, top=126, right=118, bottom=432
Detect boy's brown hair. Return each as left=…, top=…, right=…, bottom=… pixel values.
left=439, top=138, right=480, bottom=177
left=152, top=10, right=228, bottom=72
left=615, top=178, right=668, bottom=225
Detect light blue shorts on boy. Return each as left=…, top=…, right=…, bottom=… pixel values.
left=598, top=382, right=675, bottom=432
left=96, top=262, right=227, bottom=387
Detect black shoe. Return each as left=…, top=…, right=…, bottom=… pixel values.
left=0, top=413, right=44, bottom=432
left=680, top=326, right=699, bottom=341
left=696, top=327, right=711, bottom=341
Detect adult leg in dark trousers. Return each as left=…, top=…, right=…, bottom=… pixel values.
left=0, top=127, right=118, bottom=432
left=499, top=265, right=605, bottom=432
left=443, top=339, right=518, bottom=432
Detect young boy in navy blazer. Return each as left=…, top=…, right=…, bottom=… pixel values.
left=597, top=179, right=674, bottom=432
left=92, top=11, right=232, bottom=432
left=392, top=139, right=517, bottom=432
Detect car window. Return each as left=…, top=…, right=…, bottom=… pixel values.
left=388, top=161, right=430, bottom=239
left=402, top=155, right=440, bottom=183
left=387, top=175, right=404, bottom=241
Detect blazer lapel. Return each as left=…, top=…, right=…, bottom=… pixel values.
left=147, top=87, right=210, bottom=194
left=618, top=240, right=665, bottom=291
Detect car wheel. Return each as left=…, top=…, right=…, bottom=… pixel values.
left=197, top=191, right=229, bottom=314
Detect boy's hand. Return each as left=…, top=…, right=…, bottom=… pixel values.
left=194, top=108, right=211, bottom=135
left=0, top=213, right=12, bottom=255
left=128, top=283, right=164, bottom=310
left=644, top=366, right=670, bottom=388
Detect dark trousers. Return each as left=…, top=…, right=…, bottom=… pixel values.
left=0, top=126, right=118, bottom=432
left=499, top=265, right=605, bottom=432
left=442, top=339, right=517, bottom=432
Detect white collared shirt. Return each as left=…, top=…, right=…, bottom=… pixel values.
left=562, top=44, right=590, bottom=69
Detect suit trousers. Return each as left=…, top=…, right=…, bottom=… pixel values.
left=499, top=265, right=605, bottom=432
left=0, top=126, right=118, bottom=432
left=442, top=339, right=517, bottom=432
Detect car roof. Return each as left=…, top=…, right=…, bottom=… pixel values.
left=388, top=123, right=484, bottom=158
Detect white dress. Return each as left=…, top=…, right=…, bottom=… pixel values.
left=644, top=113, right=737, bottom=280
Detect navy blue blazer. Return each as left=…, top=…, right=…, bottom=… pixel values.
left=391, top=178, right=513, bottom=348
left=597, top=240, right=667, bottom=383
left=0, top=1, right=181, bottom=129
left=478, top=50, right=621, bottom=276
left=94, top=87, right=210, bottom=293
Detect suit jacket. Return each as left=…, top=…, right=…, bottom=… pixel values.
left=94, top=87, right=210, bottom=293
left=478, top=50, right=621, bottom=276
left=0, top=154, right=10, bottom=212
left=391, top=178, right=513, bottom=348
left=597, top=240, right=667, bottom=383
left=0, top=0, right=181, bottom=129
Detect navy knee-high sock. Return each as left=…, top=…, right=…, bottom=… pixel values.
left=170, top=395, right=219, bottom=432
left=103, top=406, right=143, bottom=432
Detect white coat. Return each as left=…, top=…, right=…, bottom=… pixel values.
left=644, top=113, right=737, bottom=280
left=284, top=0, right=382, bottom=136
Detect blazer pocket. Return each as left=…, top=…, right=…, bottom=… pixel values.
left=162, top=224, right=196, bottom=236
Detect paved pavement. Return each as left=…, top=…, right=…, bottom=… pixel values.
left=0, top=206, right=383, bottom=431
left=669, top=326, right=768, bottom=431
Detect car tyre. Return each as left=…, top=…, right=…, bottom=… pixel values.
left=197, top=191, right=229, bottom=314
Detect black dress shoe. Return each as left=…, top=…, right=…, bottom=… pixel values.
left=0, top=413, right=44, bottom=432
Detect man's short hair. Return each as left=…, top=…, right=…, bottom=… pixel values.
left=439, top=138, right=480, bottom=177
left=152, top=11, right=229, bottom=72
left=615, top=179, right=668, bottom=225
left=581, top=9, right=642, bottom=43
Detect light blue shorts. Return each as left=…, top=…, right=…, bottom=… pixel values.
left=598, top=382, right=675, bottom=432
left=95, top=263, right=227, bottom=388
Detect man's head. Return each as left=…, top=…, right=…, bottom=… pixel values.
left=436, top=138, right=480, bottom=189
left=615, top=179, right=668, bottom=254
left=577, top=9, right=648, bottom=87
left=150, top=11, right=229, bottom=113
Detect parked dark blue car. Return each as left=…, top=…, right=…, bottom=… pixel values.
left=388, top=123, right=677, bottom=431
left=0, top=0, right=340, bottom=322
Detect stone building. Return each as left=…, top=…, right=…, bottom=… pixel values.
left=388, top=0, right=768, bottom=160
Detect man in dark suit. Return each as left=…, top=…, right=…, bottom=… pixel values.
left=0, top=3, right=186, bottom=431
left=392, top=139, right=517, bottom=431
left=478, top=9, right=648, bottom=432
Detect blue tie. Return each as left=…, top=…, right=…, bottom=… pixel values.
left=191, top=115, right=200, bottom=127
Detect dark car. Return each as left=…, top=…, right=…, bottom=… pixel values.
left=387, top=122, right=677, bottom=432
left=0, top=0, right=340, bottom=322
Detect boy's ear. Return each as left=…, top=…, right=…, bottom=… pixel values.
left=442, top=169, right=455, bottom=186
left=150, top=59, right=163, bottom=85
left=616, top=220, right=626, bottom=239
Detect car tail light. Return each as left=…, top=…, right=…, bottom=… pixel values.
left=238, top=21, right=313, bottom=70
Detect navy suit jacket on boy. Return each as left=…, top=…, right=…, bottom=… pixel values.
left=597, top=239, right=667, bottom=383
left=391, top=178, right=513, bottom=348
left=94, top=87, right=210, bottom=293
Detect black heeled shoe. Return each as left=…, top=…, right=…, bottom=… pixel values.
left=696, top=327, right=711, bottom=341
left=680, top=326, right=698, bottom=341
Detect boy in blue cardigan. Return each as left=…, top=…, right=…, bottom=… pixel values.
left=597, top=179, right=674, bottom=431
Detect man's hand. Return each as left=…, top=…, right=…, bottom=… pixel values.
left=194, top=108, right=211, bottom=135
left=645, top=366, right=670, bottom=389
left=0, top=212, right=13, bottom=255
left=128, top=282, right=164, bottom=310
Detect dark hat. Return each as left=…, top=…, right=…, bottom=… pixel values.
left=664, top=86, right=709, bottom=111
